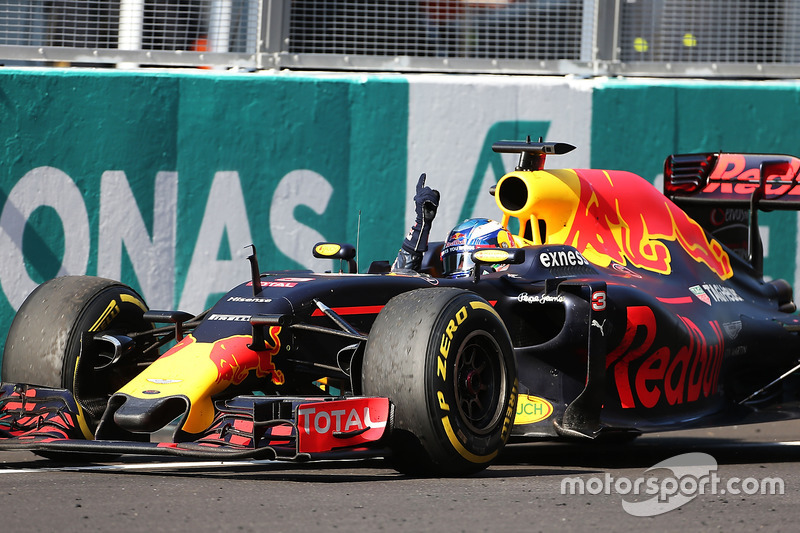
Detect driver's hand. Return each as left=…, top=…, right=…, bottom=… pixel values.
left=414, top=173, right=440, bottom=223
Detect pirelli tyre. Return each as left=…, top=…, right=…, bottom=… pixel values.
left=2, top=276, right=150, bottom=437
left=362, top=288, right=517, bottom=476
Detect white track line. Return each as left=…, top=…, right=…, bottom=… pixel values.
left=0, top=459, right=277, bottom=474
left=0, top=455, right=372, bottom=474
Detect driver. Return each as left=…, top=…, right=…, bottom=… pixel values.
left=392, top=174, right=514, bottom=278
left=439, top=218, right=514, bottom=278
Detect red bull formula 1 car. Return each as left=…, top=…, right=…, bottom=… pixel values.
left=3, top=139, right=800, bottom=475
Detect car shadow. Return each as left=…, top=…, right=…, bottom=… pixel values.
left=3, top=429, right=800, bottom=482
left=497, top=435, right=800, bottom=471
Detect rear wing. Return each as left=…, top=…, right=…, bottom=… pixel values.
left=664, top=152, right=800, bottom=209
left=664, top=152, right=800, bottom=276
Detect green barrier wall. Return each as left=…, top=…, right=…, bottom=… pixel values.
left=1, top=70, right=799, bottom=362
left=0, top=70, right=409, bottom=353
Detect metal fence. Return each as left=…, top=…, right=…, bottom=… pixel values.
left=1, top=0, right=799, bottom=77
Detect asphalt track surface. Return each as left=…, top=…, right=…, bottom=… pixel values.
left=2, top=420, right=800, bottom=532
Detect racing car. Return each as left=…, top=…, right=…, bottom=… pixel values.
left=3, top=138, right=800, bottom=476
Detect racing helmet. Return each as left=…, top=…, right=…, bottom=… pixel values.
left=441, top=218, right=513, bottom=278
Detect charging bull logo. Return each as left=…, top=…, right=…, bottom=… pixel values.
left=208, top=328, right=286, bottom=386
left=117, top=329, right=285, bottom=434
left=158, top=330, right=286, bottom=387
left=570, top=169, right=732, bottom=279
left=499, top=168, right=733, bottom=279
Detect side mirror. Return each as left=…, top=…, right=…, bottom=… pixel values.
left=470, top=248, right=525, bottom=282
left=313, top=242, right=357, bottom=273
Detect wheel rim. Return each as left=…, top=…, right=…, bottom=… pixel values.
left=453, top=330, right=507, bottom=435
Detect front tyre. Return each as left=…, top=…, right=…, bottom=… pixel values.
left=2, top=276, right=150, bottom=436
left=362, top=288, right=517, bottom=476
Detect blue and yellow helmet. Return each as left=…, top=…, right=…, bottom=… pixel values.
left=441, top=218, right=513, bottom=278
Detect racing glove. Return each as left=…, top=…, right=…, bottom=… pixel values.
left=401, top=173, right=440, bottom=254
left=393, top=173, right=439, bottom=272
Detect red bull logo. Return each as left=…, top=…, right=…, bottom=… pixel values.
left=704, top=153, right=800, bottom=197
left=606, top=306, right=724, bottom=409
left=565, top=169, right=732, bottom=279
left=208, top=327, right=286, bottom=386
left=119, top=330, right=285, bottom=434
left=495, top=168, right=732, bottom=279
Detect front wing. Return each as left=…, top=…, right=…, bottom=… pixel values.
left=0, top=383, right=392, bottom=461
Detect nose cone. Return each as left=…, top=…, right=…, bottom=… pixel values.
left=110, top=393, right=189, bottom=434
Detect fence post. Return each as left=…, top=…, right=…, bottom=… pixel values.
left=258, top=0, right=289, bottom=69
left=118, top=0, right=144, bottom=68
left=210, top=0, right=233, bottom=53
left=594, top=0, right=620, bottom=75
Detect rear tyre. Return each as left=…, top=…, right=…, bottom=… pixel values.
left=362, top=288, right=517, bottom=476
left=2, top=276, right=150, bottom=436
